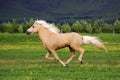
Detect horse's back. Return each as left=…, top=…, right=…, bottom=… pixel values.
left=60, top=32, right=83, bottom=45
left=63, top=32, right=82, bottom=39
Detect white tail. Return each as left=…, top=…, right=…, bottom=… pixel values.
left=83, top=36, right=107, bottom=52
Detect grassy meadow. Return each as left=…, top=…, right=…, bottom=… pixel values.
left=0, top=33, right=120, bottom=80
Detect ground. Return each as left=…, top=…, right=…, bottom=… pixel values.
left=0, top=33, right=120, bottom=80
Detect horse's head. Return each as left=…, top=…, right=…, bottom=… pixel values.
left=26, top=20, right=60, bottom=35
left=26, top=22, right=41, bottom=35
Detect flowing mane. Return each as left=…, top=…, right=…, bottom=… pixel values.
left=35, top=20, right=60, bottom=34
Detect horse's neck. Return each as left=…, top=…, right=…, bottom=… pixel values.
left=38, top=27, right=56, bottom=43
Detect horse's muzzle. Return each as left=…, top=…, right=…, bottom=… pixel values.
left=26, top=31, right=31, bottom=35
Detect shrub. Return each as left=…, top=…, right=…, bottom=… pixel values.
left=0, top=24, right=5, bottom=32
left=92, top=21, right=101, bottom=33
left=85, top=23, right=93, bottom=33
left=2, top=22, right=14, bottom=33
left=61, top=23, right=71, bottom=33
left=71, top=21, right=83, bottom=32
left=17, top=23, right=24, bottom=33
left=11, top=19, right=18, bottom=33
left=101, top=22, right=112, bottom=33
left=113, top=19, right=120, bottom=33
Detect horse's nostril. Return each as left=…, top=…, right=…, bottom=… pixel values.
left=26, top=31, right=31, bottom=35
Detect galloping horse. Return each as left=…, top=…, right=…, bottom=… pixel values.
left=26, top=20, right=107, bottom=67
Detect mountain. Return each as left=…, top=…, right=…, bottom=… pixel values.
left=0, top=0, right=120, bottom=23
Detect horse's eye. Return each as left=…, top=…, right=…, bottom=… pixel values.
left=32, top=26, right=35, bottom=28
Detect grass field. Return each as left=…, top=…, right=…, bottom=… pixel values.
left=0, top=33, right=120, bottom=80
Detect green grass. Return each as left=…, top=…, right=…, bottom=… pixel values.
left=0, top=33, right=120, bottom=80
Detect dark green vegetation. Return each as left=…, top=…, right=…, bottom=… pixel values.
left=0, top=0, right=120, bottom=23
left=0, top=33, right=120, bottom=80
left=0, top=19, right=120, bottom=33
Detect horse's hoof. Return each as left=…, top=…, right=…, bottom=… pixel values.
left=80, top=61, right=83, bottom=64
left=78, top=59, right=83, bottom=64
left=63, top=64, right=68, bottom=67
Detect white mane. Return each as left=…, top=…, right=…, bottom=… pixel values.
left=35, top=20, right=60, bottom=34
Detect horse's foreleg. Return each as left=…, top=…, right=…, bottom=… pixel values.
left=45, top=52, right=55, bottom=60
left=51, top=50, right=67, bottom=67
left=65, top=48, right=76, bottom=65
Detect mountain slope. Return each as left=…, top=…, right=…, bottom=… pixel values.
left=0, top=0, right=120, bottom=23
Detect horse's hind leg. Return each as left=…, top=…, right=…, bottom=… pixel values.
left=77, top=48, right=84, bottom=63
left=71, top=46, right=84, bottom=63
left=50, top=50, right=67, bottom=67
left=45, top=51, right=55, bottom=60
left=65, top=47, right=76, bottom=65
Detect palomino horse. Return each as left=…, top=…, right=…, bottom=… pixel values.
left=26, top=20, right=107, bottom=67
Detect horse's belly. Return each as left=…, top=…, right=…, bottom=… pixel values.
left=55, top=40, right=69, bottom=50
